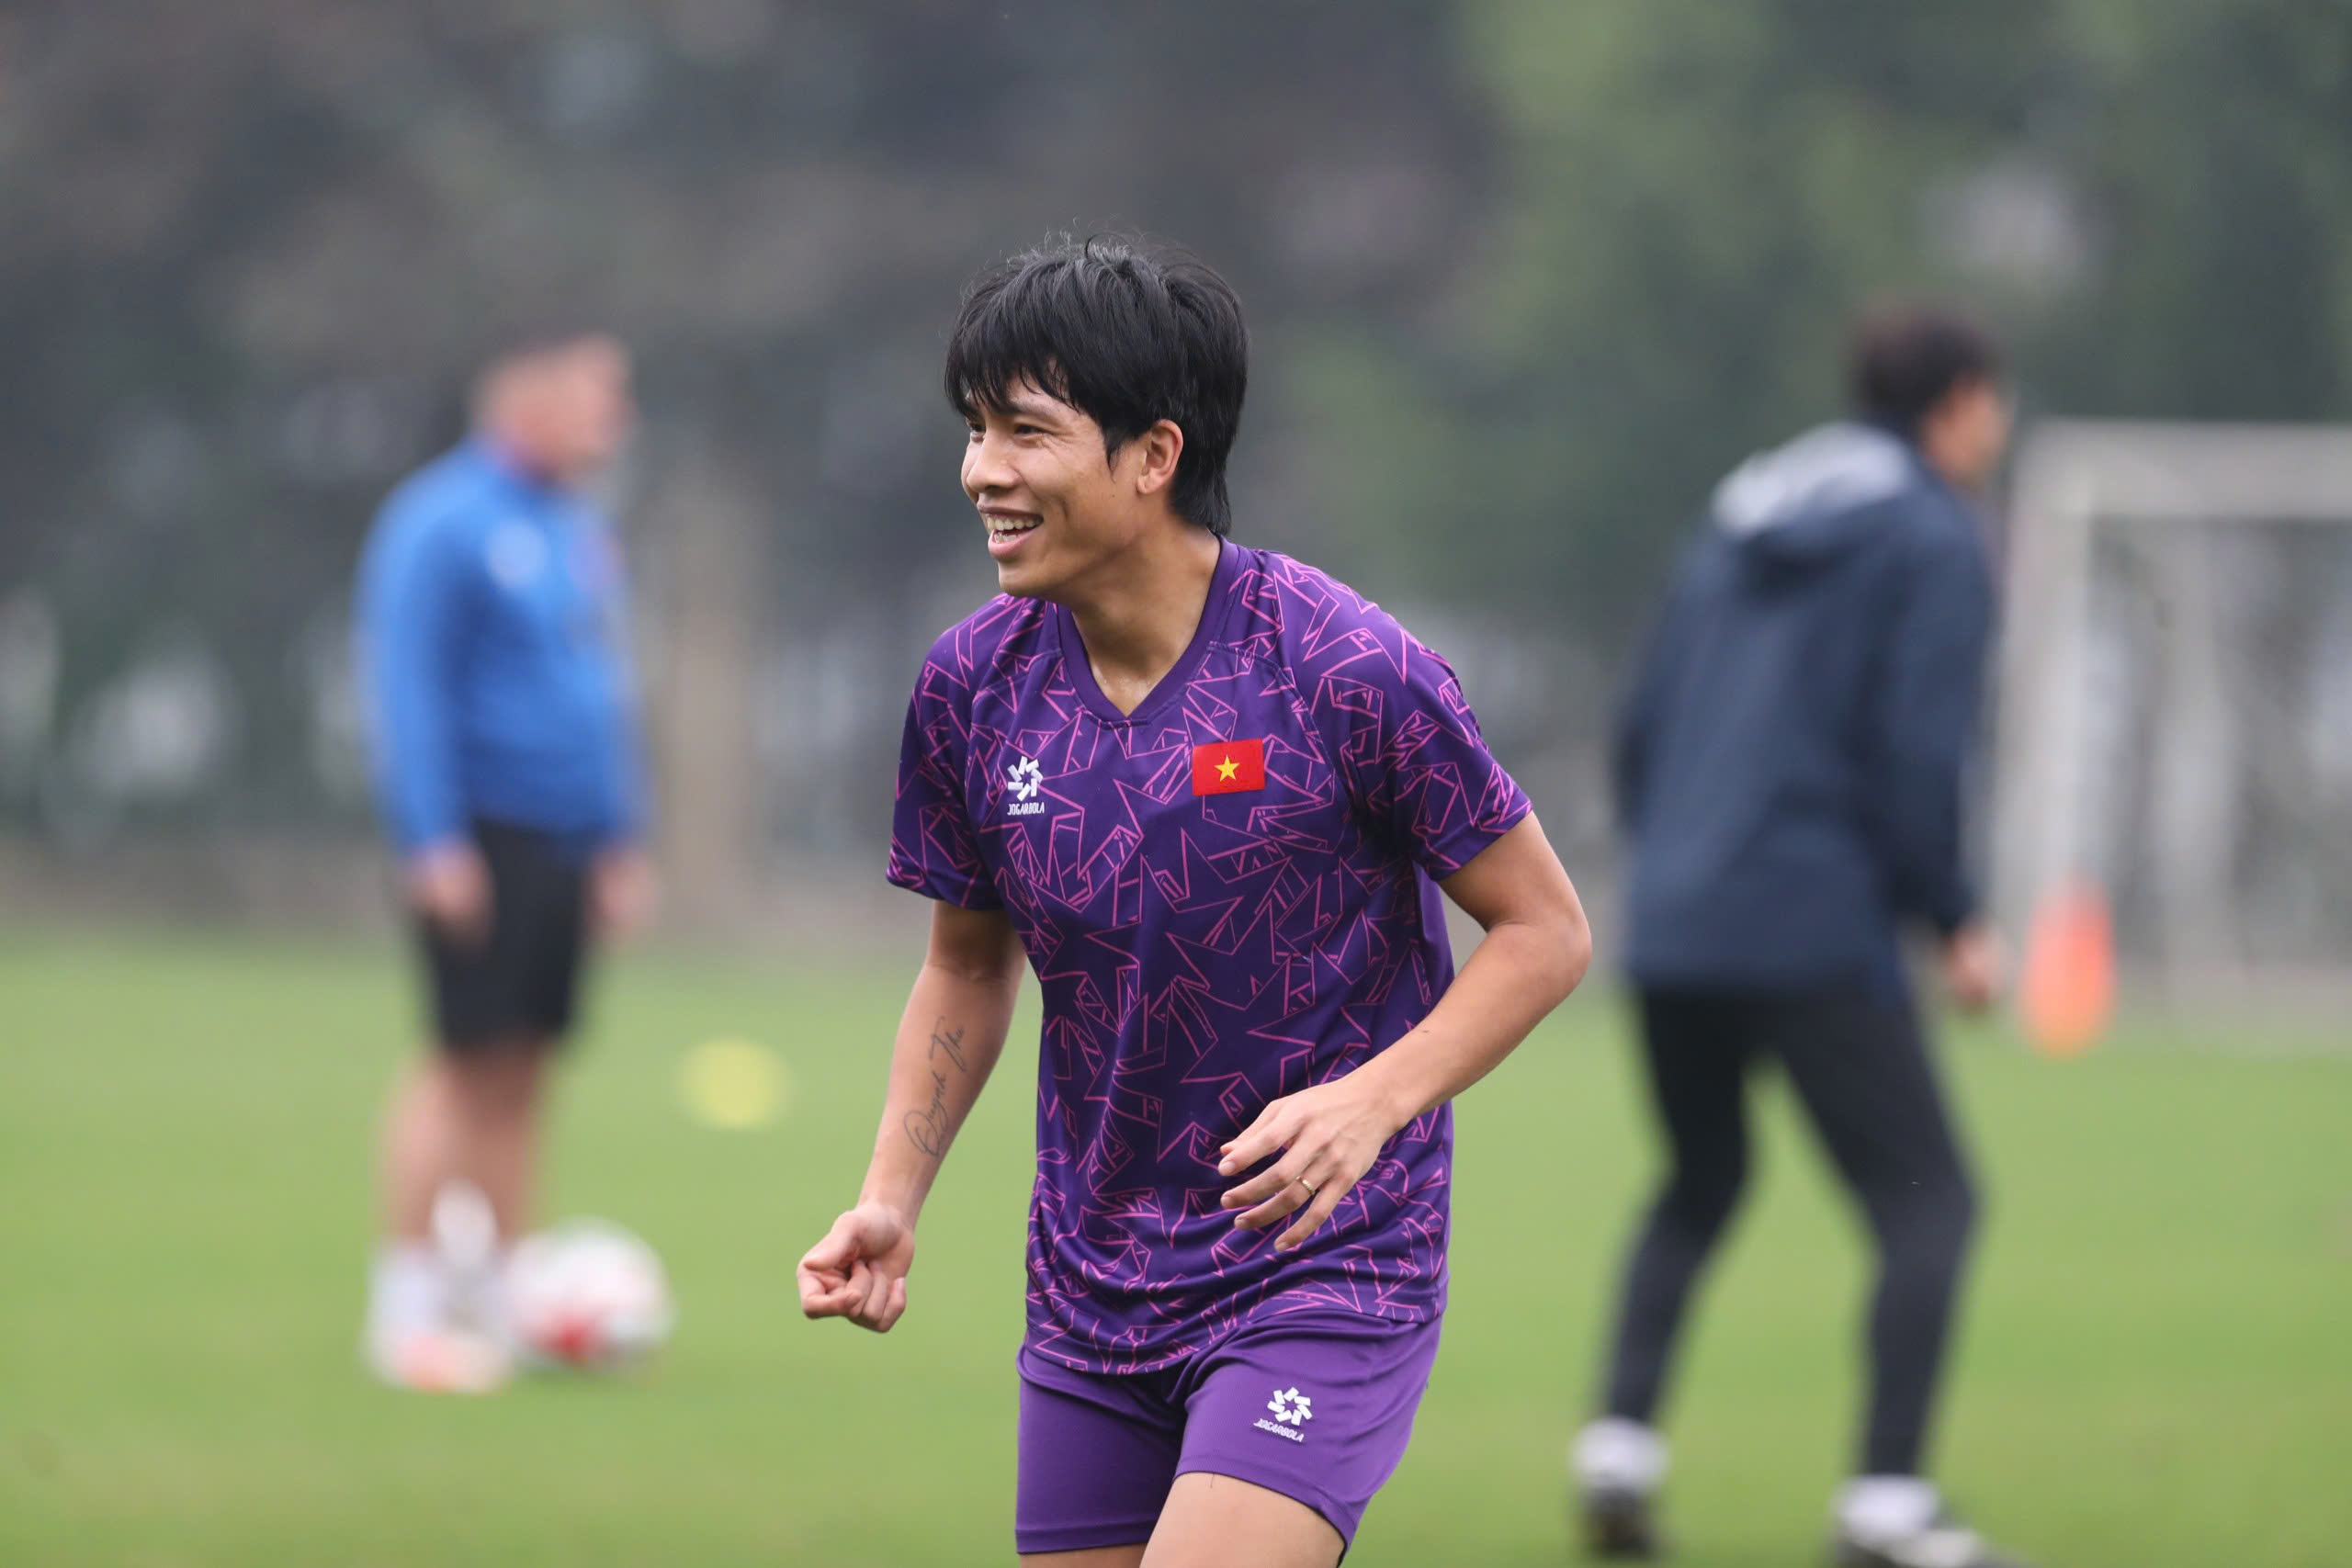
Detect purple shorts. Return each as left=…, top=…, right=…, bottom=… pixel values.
left=1013, top=1306, right=1442, bottom=1556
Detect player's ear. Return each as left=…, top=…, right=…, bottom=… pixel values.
left=1130, top=419, right=1184, bottom=499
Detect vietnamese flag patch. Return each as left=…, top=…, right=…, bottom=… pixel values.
left=1191, top=738, right=1266, bottom=795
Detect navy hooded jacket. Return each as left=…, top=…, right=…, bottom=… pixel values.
left=1615, top=421, right=1994, bottom=991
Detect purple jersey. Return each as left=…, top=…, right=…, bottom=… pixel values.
left=888, top=544, right=1531, bottom=1373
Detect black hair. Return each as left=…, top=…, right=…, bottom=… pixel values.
left=944, top=234, right=1249, bottom=536
left=1847, top=303, right=2004, bottom=435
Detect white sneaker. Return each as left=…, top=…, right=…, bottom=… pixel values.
left=1833, top=1511, right=2030, bottom=1568
left=366, top=1326, right=513, bottom=1394
left=1572, top=1419, right=1668, bottom=1559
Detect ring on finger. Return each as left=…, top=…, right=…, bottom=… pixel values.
left=1297, top=1175, right=1319, bottom=1196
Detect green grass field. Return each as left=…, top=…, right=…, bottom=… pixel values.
left=3, top=930, right=2346, bottom=1567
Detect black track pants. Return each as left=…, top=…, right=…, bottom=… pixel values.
left=1598, top=987, right=1978, bottom=1477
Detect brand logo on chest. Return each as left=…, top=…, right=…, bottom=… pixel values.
left=486, top=521, right=549, bottom=591
left=1005, top=755, right=1046, bottom=817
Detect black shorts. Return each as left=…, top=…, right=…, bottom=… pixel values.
left=413, top=821, right=592, bottom=1051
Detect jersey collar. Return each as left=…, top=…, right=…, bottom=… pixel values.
left=1052, top=537, right=1244, bottom=728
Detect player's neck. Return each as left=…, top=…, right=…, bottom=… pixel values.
left=478, top=429, right=570, bottom=491
left=1063, top=524, right=1224, bottom=716
left=1923, top=444, right=1985, bottom=495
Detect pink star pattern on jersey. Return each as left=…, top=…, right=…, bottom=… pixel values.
left=888, top=545, right=1532, bottom=1373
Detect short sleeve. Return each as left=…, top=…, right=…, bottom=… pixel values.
left=1334, top=621, right=1533, bottom=878
left=885, top=642, right=1003, bottom=910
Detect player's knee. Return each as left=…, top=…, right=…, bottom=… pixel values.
left=1927, top=1156, right=1978, bottom=1238
left=1941, top=1168, right=1981, bottom=1249
left=1872, top=1163, right=1976, bottom=1263
left=1657, top=1156, right=1747, bottom=1237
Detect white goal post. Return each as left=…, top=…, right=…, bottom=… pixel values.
left=1991, top=419, right=2352, bottom=996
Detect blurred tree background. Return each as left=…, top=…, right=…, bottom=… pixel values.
left=2, top=0, right=2347, bottom=909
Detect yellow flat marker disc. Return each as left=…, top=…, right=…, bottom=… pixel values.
left=678, top=1038, right=789, bottom=1130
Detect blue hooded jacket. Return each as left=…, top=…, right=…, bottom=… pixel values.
left=356, top=440, right=647, bottom=858
left=1615, top=421, right=1993, bottom=991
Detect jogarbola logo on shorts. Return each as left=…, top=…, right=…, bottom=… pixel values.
left=1252, top=1386, right=1313, bottom=1443
left=1005, top=755, right=1046, bottom=818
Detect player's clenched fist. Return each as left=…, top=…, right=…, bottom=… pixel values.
left=797, top=1202, right=916, bottom=1333
left=1216, top=1071, right=1411, bottom=1252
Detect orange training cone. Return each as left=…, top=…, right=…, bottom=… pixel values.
left=2018, top=883, right=2116, bottom=1058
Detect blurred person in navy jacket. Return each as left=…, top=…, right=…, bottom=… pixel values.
left=355, top=333, right=653, bottom=1392
left=1574, top=307, right=2029, bottom=1568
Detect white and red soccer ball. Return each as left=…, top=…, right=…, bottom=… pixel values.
left=503, top=1219, right=674, bottom=1371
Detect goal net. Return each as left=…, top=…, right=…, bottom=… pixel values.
left=1991, top=420, right=2352, bottom=1008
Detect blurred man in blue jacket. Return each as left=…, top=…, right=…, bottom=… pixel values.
left=356, top=333, right=653, bottom=1392
left=1576, top=308, right=2025, bottom=1568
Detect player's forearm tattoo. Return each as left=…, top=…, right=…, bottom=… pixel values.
left=927, top=1018, right=970, bottom=1073
left=902, top=1017, right=972, bottom=1158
